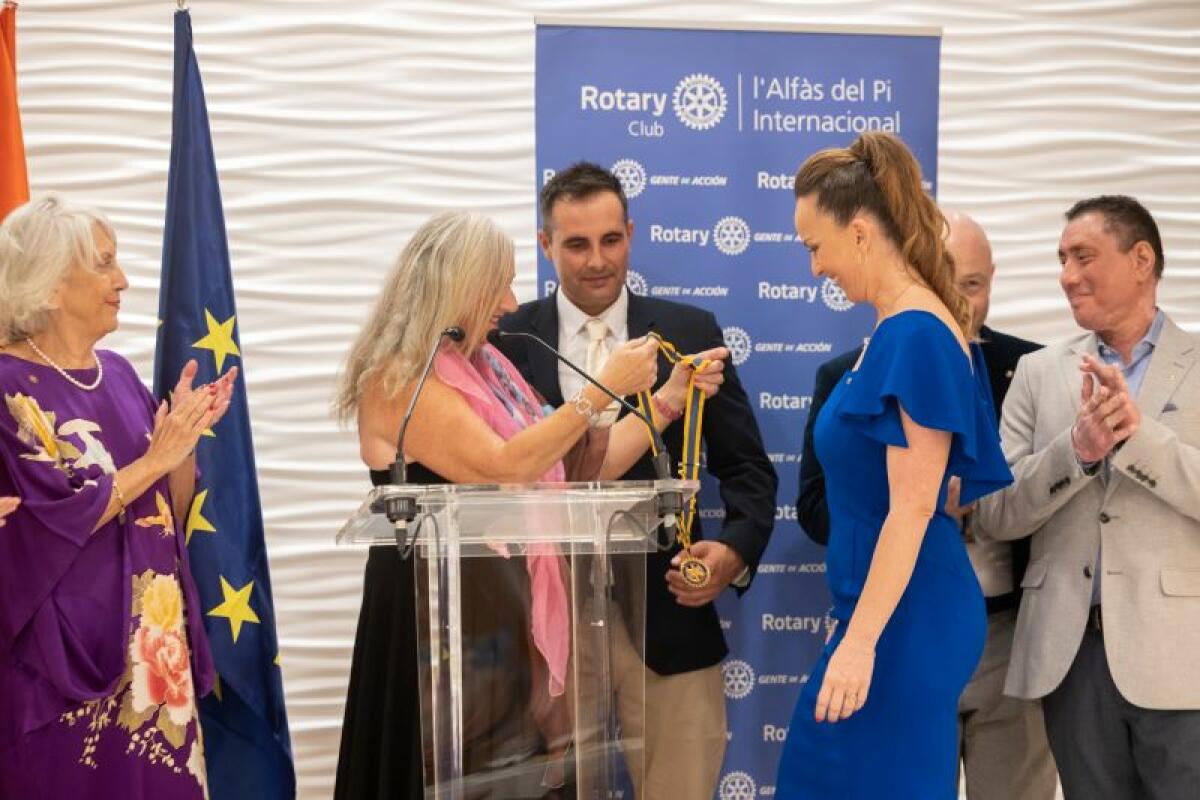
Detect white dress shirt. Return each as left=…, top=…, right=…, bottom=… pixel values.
left=556, top=286, right=629, bottom=401
left=556, top=287, right=750, bottom=587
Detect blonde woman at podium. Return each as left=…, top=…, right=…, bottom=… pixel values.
left=332, top=210, right=726, bottom=799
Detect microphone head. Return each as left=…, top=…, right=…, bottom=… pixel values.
left=485, top=329, right=508, bottom=347
left=443, top=326, right=465, bottom=342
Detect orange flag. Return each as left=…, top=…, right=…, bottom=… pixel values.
left=1, top=0, right=29, bottom=221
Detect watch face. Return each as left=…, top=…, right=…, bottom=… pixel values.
left=571, top=393, right=598, bottom=425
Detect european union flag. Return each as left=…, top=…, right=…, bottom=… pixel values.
left=153, top=10, right=295, bottom=798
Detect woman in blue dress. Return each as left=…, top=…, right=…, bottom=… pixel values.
left=775, top=132, right=1013, bottom=798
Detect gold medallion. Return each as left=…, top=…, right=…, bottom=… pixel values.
left=680, top=555, right=711, bottom=589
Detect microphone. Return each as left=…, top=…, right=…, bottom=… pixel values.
left=384, top=326, right=465, bottom=533
left=488, top=329, right=671, bottom=479
left=488, top=328, right=682, bottom=540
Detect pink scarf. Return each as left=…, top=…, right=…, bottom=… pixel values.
left=433, top=343, right=569, bottom=697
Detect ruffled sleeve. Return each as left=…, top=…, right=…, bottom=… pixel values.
left=837, top=312, right=1013, bottom=505
left=0, top=400, right=116, bottom=655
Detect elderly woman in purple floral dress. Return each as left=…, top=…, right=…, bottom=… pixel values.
left=0, top=197, right=236, bottom=798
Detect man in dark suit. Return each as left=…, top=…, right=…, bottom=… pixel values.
left=796, top=211, right=1057, bottom=800
left=499, top=162, right=776, bottom=798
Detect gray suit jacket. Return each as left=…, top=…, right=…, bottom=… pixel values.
left=975, top=314, right=1200, bottom=709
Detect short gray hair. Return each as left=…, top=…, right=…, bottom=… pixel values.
left=0, top=195, right=116, bottom=342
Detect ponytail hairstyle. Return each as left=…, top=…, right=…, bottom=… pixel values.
left=793, top=132, right=970, bottom=335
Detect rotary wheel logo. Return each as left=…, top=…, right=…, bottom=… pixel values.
left=719, top=770, right=757, bottom=800
left=722, top=326, right=752, bottom=367
left=821, top=277, right=853, bottom=311
left=722, top=659, right=755, bottom=699
left=625, top=270, right=649, bottom=297
left=611, top=158, right=647, bottom=199
left=673, top=73, right=727, bottom=131
left=713, top=216, right=751, bottom=256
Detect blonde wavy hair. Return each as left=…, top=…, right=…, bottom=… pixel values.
left=334, top=211, right=514, bottom=421
left=793, top=132, right=970, bottom=334
left=0, top=195, right=116, bottom=343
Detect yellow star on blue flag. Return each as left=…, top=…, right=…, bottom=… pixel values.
left=207, top=576, right=260, bottom=644
left=193, top=309, right=240, bottom=371
left=185, top=488, right=216, bottom=545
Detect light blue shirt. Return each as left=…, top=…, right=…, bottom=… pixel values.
left=1095, top=308, right=1165, bottom=398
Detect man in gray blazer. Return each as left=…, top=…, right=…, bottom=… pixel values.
left=975, top=195, right=1200, bottom=799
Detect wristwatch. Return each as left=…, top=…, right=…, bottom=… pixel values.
left=569, top=391, right=602, bottom=428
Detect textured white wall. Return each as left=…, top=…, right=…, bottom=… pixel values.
left=14, top=1, right=1199, bottom=796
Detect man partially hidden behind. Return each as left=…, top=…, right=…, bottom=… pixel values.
left=499, top=162, right=777, bottom=798
left=797, top=210, right=1057, bottom=799
left=975, top=196, right=1200, bottom=799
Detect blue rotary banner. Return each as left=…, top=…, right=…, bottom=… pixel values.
left=536, top=22, right=940, bottom=796
left=153, top=10, right=295, bottom=798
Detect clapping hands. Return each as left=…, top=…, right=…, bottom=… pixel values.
left=144, top=360, right=240, bottom=473
left=172, top=359, right=238, bottom=429
left=1071, top=354, right=1140, bottom=463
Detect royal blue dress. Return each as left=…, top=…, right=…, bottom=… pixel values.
left=776, top=310, right=1013, bottom=799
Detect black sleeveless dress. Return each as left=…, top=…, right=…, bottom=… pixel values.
left=333, top=466, right=431, bottom=799
left=334, top=465, right=549, bottom=799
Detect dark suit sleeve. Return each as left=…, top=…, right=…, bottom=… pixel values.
left=796, top=359, right=841, bottom=546
left=976, top=328, right=1043, bottom=590
left=694, top=311, right=778, bottom=588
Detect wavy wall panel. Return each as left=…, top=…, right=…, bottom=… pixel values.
left=14, top=1, right=1198, bottom=795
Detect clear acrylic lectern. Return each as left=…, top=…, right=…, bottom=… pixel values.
left=337, top=479, right=697, bottom=799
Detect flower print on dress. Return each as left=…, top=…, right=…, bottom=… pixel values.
left=129, top=573, right=196, bottom=732
left=60, top=571, right=202, bottom=777
left=131, top=626, right=194, bottom=729
left=140, top=572, right=185, bottom=631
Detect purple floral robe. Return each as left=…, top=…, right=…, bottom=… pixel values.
left=0, top=350, right=214, bottom=799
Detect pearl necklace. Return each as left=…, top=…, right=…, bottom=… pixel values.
left=25, top=338, right=104, bottom=391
